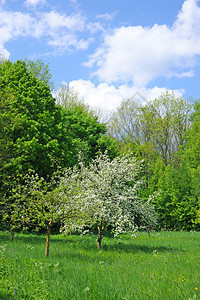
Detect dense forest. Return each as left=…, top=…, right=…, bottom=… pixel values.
left=0, top=58, right=199, bottom=250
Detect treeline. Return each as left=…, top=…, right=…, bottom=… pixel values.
left=0, top=58, right=199, bottom=240
left=107, top=94, right=200, bottom=230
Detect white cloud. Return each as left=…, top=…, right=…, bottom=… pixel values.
left=24, top=0, right=46, bottom=6
left=35, top=11, right=88, bottom=51
left=0, top=7, right=89, bottom=54
left=69, top=80, right=129, bottom=110
left=48, top=35, right=93, bottom=51
left=173, top=70, right=195, bottom=78
left=0, top=3, right=113, bottom=56
left=0, top=9, right=35, bottom=57
left=87, top=0, right=200, bottom=87
left=146, top=86, right=184, bottom=102
left=87, top=22, right=104, bottom=34
left=68, top=79, right=184, bottom=111
left=96, top=12, right=117, bottom=21
left=41, top=11, right=85, bottom=31
left=0, top=45, right=9, bottom=58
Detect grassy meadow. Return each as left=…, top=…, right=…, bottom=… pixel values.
left=0, top=230, right=199, bottom=300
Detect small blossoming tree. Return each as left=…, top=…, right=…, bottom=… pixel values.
left=2, top=172, right=78, bottom=257
left=60, top=152, right=157, bottom=248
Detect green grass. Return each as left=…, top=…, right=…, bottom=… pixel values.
left=0, top=231, right=199, bottom=300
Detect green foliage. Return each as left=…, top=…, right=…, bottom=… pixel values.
left=1, top=171, right=73, bottom=255
left=56, top=83, right=88, bottom=111
left=139, top=92, right=191, bottom=165
left=62, top=107, right=117, bottom=164
left=191, top=99, right=200, bottom=120
left=0, top=59, right=117, bottom=181
left=182, top=110, right=200, bottom=169
left=0, top=88, right=21, bottom=186
left=0, top=60, right=73, bottom=181
left=108, top=92, right=191, bottom=165
left=56, top=84, right=119, bottom=163
left=108, top=92, right=199, bottom=231
left=1, top=173, right=58, bottom=231
left=24, top=58, right=54, bottom=90
left=153, top=162, right=200, bottom=230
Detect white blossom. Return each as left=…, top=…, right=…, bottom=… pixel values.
left=58, top=152, right=157, bottom=240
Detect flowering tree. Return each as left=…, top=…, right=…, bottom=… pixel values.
left=60, top=152, right=157, bottom=248
left=2, top=172, right=78, bottom=257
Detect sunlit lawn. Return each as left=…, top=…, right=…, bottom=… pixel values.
left=0, top=230, right=199, bottom=299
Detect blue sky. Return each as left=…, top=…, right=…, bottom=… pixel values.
left=0, top=0, right=200, bottom=110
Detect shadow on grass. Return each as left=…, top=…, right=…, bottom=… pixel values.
left=0, top=231, right=177, bottom=257
left=0, top=291, right=13, bottom=300
left=0, top=231, right=77, bottom=244
left=50, top=243, right=175, bottom=266
left=101, top=243, right=171, bottom=253
left=51, top=238, right=175, bottom=260
left=72, top=239, right=174, bottom=254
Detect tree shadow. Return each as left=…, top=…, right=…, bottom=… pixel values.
left=0, top=291, right=13, bottom=300
left=101, top=242, right=173, bottom=253
left=0, top=234, right=10, bottom=242
left=0, top=231, right=178, bottom=257
left=0, top=232, right=77, bottom=245
left=49, top=241, right=176, bottom=265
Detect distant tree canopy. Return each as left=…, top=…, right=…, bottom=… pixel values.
left=108, top=92, right=191, bottom=165
left=108, top=93, right=200, bottom=230
left=24, top=58, right=54, bottom=90
left=55, top=83, right=119, bottom=164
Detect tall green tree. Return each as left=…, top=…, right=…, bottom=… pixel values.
left=139, top=92, right=191, bottom=165
left=0, top=88, right=21, bottom=186
left=56, top=83, right=119, bottom=163
left=153, top=161, right=200, bottom=230
left=175, top=99, right=200, bottom=229
left=181, top=99, right=200, bottom=169
left=0, top=60, right=73, bottom=180
left=108, top=97, right=141, bottom=145
left=56, top=83, right=87, bottom=111
left=0, top=59, right=72, bottom=232
left=107, top=93, right=198, bottom=230
left=0, top=88, right=23, bottom=229
left=108, top=92, right=191, bottom=165
left=24, top=58, right=54, bottom=90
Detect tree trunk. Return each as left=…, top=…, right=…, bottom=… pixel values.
left=97, top=224, right=103, bottom=249
left=11, top=230, right=14, bottom=241
left=45, top=224, right=51, bottom=257
left=97, top=220, right=106, bottom=249
left=148, top=229, right=151, bottom=242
